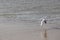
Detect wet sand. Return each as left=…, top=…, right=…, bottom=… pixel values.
left=0, top=22, right=60, bottom=40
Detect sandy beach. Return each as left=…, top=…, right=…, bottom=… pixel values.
left=0, top=21, right=59, bottom=40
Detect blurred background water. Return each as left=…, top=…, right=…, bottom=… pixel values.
left=0, top=0, right=60, bottom=29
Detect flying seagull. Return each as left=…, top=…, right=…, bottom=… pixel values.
left=40, top=16, right=60, bottom=26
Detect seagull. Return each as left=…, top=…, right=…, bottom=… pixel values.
left=40, top=18, right=47, bottom=26
left=40, top=16, right=47, bottom=26
left=40, top=16, right=60, bottom=26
